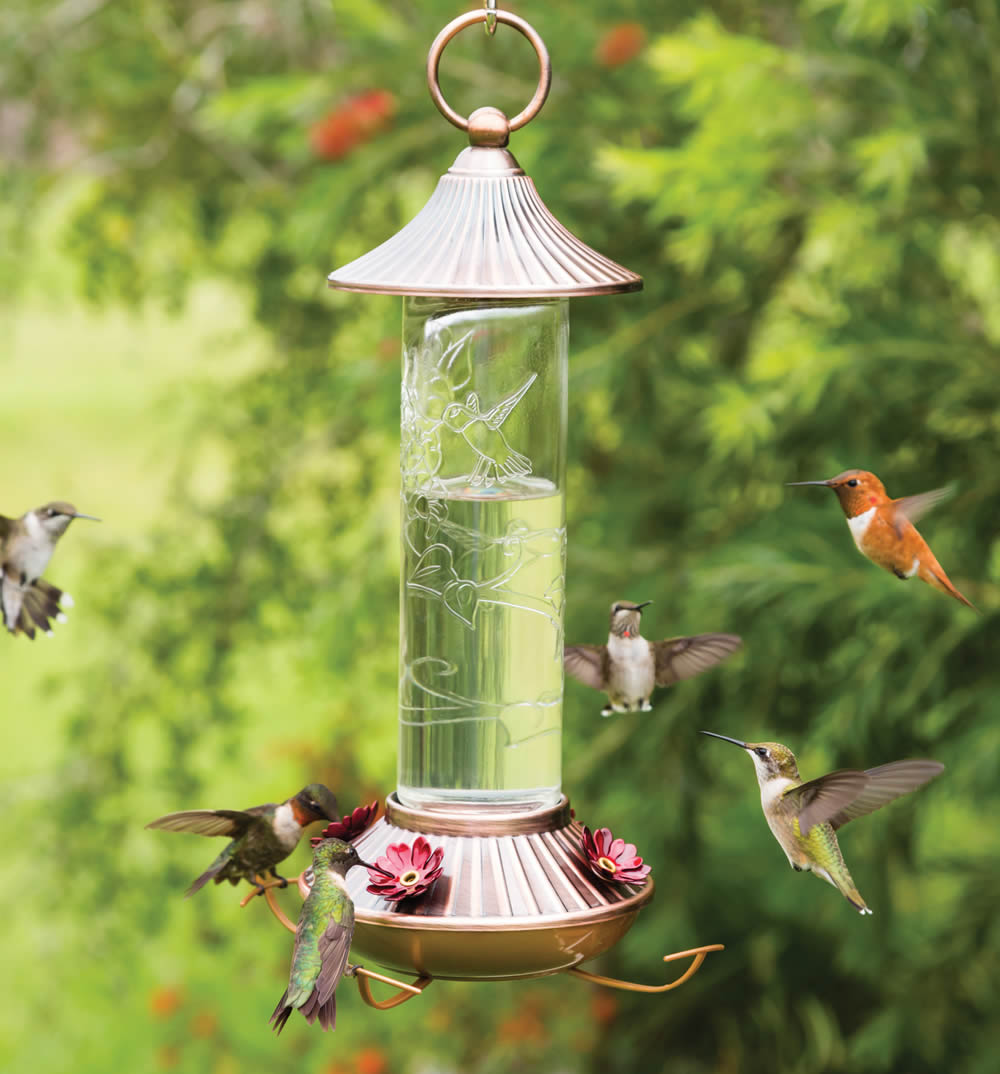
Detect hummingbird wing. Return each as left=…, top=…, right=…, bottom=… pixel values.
left=782, top=770, right=870, bottom=836
left=0, top=515, right=13, bottom=540
left=299, top=903, right=355, bottom=1031
left=145, top=808, right=262, bottom=838
left=653, top=633, right=743, bottom=686
left=0, top=572, right=27, bottom=636
left=564, top=644, right=608, bottom=690
left=828, top=760, right=945, bottom=831
left=890, top=486, right=953, bottom=532
left=481, top=373, right=537, bottom=429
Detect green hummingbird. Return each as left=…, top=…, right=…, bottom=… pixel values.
left=700, top=732, right=944, bottom=914
left=146, top=784, right=339, bottom=897
left=270, top=837, right=380, bottom=1034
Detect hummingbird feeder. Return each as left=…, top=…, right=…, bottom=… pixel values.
left=261, top=5, right=722, bottom=1007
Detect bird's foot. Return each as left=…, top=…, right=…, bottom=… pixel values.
left=239, top=874, right=287, bottom=907
left=639, top=699, right=653, bottom=712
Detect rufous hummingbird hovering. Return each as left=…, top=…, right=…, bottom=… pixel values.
left=786, top=469, right=975, bottom=609
left=0, top=502, right=101, bottom=638
left=147, top=784, right=340, bottom=898
left=701, top=731, right=944, bottom=914
left=270, top=837, right=383, bottom=1034
left=564, top=600, right=742, bottom=716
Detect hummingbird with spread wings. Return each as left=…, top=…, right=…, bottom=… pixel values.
left=147, top=784, right=340, bottom=897
left=564, top=600, right=742, bottom=716
left=440, top=372, right=537, bottom=486
left=0, top=501, right=100, bottom=638
left=701, top=731, right=944, bottom=914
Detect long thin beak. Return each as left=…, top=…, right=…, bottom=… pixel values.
left=73, top=513, right=102, bottom=522
left=360, top=859, right=393, bottom=877
left=784, top=480, right=832, bottom=487
left=633, top=600, right=653, bottom=611
left=700, top=730, right=749, bottom=749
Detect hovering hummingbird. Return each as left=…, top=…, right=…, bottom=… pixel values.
left=787, top=469, right=975, bottom=610
left=147, top=784, right=339, bottom=898
left=564, top=600, right=742, bottom=716
left=700, top=731, right=944, bottom=914
left=270, top=837, right=379, bottom=1034
left=0, top=501, right=100, bottom=638
left=440, top=372, right=536, bottom=486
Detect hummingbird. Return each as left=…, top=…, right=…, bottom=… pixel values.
left=700, top=731, right=944, bottom=914
left=787, top=469, right=975, bottom=610
left=270, top=837, right=380, bottom=1034
left=564, top=600, right=742, bottom=716
left=440, top=372, right=536, bottom=486
left=0, top=501, right=100, bottom=638
left=146, top=784, right=340, bottom=897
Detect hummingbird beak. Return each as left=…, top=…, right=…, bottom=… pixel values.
left=633, top=600, right=653, bottom=611
left=784, top=480, right=833, bottom=487
left=699, top=730, right=749, bottom=750
left=359, top=859, right=393, bottom=877
left=73, top=513, right=102, bottom=522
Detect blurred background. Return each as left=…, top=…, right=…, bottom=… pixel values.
left=2, top=1, right=998, bottom=1072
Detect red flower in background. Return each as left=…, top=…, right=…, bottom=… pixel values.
left=581, top=825, right=651, bottom=884
left=366, top=836, right=444, bottom=902
left=595, top=23, right=647, bottom=68
left=310, top=801, right=379, bottom=847
left=309, top=90, right=397, bottom=161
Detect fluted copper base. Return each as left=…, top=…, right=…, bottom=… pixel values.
left=334, top=794, right=653, bottom=981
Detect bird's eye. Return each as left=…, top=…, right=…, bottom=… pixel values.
left=754, top=747, right=768, bottom=758
left=846, top=479, right=858, bottom=487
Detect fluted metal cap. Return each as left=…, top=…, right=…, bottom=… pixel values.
left=328, top=8, right=641, bottom=299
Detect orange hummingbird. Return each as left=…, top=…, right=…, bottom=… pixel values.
left=787, top=469, right=975, bottom=610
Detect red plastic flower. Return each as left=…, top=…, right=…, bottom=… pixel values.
left=366, top=836, right=444, bottom=902
left=581, top=826, right=651, bottom=884
left=310, top=801, right=379, bottom=847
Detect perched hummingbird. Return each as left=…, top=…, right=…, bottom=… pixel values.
left=564, top=600, right=742, bottom=716
left=787, top=469, right=975, bottom=610
left=700, top=731, right=944, bottom=914
left=0, top=502, right=100, bottom=638
left=146, top=784, right=339, bottom=897
left=270, top=838, right=378, bottom=1034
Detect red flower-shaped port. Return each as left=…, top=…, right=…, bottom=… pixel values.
left=581, top=826, right=651, bottom=885
left=310, top=801, right=379, bottom=848
left=366, top=836, right=444, bottom=902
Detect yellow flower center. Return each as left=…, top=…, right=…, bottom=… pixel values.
left=598, top=856, right=617, bottom=874
left=399, top=869, right=420, bottom=887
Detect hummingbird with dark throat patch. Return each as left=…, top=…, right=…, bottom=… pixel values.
left=147, top=784, right=340, bottom=898
left=701, top=731, right=944, bottom=914
left=787, top=469, right=975, bottom=609
left=270, top=837, right=384, bottom=1034
left=564, top=600, right=742, bottom=716
left=0, top=502, right=100, bottom=638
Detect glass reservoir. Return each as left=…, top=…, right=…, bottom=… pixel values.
left=398, top=297, right=568, bottom=809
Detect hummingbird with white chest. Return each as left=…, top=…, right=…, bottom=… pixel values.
left=271, top=837, right=383, bottom=1034
left=147, top=784, right=340, bottom=898
left=564, top=600, right=742, bottom=716
left=787, top=469, right=975, bottom=610
left=0, top=501, right=100, bottom=638
left=701, top=731, right=944, bottom=914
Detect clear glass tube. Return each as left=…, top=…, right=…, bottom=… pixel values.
left=397, top=297, right=568, bottom=810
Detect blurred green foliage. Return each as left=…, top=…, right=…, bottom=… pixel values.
left=2, top=0, right=999, bottom=1072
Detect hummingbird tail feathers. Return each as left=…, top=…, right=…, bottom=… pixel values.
left=1, top=575, right=69, bottom=638
left=269, top=991, right=294, bottom=1035
left=300, top=988, right=337, bottom=1031
left=184, top=850, right=232, bottom=897
left=815, top=864, right=872, bottom=915
left=918, top=562, right=977, bottom=611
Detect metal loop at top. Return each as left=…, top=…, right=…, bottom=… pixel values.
left=484, top=0, right=497, bottom=35
left=427, top=9, right=551, bottom=133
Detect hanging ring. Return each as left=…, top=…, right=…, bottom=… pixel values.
left=427, top=9, right=551, bottom=132
left=484, top=0, right=497, bottom=36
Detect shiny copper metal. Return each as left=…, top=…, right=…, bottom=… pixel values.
left=327, top=11, right=642, bottom=297
left=426, top=9, right=551, bottom=133
left=567, top=945, right=726, bottom=993
left=386, top=793, right=572, bottom=836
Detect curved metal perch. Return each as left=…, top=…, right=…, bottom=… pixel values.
left=253, top=872, right=433, bottom=1009
left=565, top=943, right=725, bottom=993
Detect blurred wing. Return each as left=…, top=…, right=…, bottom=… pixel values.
left=146, top=809, right=257, bottom=837
left=891, top=486, right=953, bottom=533
left=783, top=770, right=869, bottom=836
left=829, top=760, right=945, bottom=831
left=564, top=645, right=607, bottom=690
left=0, top=515, right=13, bottom=540
left=653, top=633, right=742, bottom=686
left=1, top=572, right=25, bottom=634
